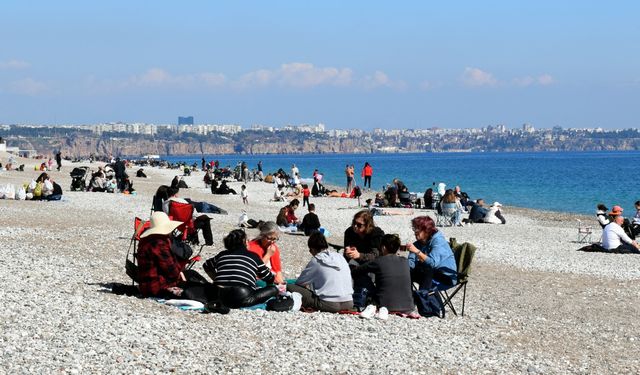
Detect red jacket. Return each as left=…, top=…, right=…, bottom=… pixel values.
left=136, top=235, right=183, bottom=297
left=285, top=206, right=298, bottom=224
left=247, top=240, right=282, bottom=273
left=362, top=165, right=373, bottom=177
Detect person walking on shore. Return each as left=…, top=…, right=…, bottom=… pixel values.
left=241, top=184, right=248, bottom=205
left=345, top=164, right=354, bottom=194
left=361, top=162, right=373, bottom=190
left=55, top=151, right=62, bottom=171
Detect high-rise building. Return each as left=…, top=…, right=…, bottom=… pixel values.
left=178, top=116, right=194, bottom=125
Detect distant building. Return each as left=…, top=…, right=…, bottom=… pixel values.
left=178, top=116, right=194, bottom=125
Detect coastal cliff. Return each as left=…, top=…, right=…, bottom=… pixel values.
left=3, top=129, right=640, bottom=158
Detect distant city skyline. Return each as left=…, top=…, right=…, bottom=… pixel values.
left=1, top=2, right=639, bottom=129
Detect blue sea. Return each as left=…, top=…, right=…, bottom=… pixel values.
left=164, top=151, right=640, bottom=215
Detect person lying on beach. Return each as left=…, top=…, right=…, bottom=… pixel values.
left=352, top=234, right=415, bottom=316
left=137, top=212, right=214, bottom=301
left=212, top=180, right=237, bottom=195
left=247, top=221, right=286, bottom=284
left=602, top=213, right=640, bottom=253
left=484, top=202, right=506, bottom=224
left=203, top=229, right=278, bottom=308
left=406, top=216, right=457, bottom=291
left=286, top=232, right=353, bottom=313
left=365, top=199, right=414, bottom=216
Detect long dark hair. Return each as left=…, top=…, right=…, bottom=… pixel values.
left=224, top=229, right=247, bottom=251
left=352, top=210, right=376, bottom=234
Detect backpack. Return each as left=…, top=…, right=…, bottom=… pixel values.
left=266, top=294, right=294, bottom=312
left=413, top=289, right=445, bottom=318
left=33, top=182, right=43, bottom=197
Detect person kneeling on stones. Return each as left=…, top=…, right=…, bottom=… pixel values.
left=352, top=234, right=415, bottom=318
left=203, top=229, right=278, bottom=308
left=287, top=232, right=353, bottom=313
left=136, top=212, right=214, bottom=302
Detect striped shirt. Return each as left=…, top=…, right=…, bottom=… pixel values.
left=205, top=249, right=274, bottom=289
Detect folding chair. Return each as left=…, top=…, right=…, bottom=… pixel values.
left=435, top=239, right=476, bottom=316
left=168, top=200, right=213, bottom=270
left=168, top=200, right=196, bottom=241
left=577, top=220, right=593, bottom=243
left=125, top=217, right=150, bottom=284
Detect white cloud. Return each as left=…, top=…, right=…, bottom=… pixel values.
left=0, top=59, right=30, bottom=69
left=461, top=67, right=497, bottom=87
left=8, top=78, right=48, bottom=95
left=537, top=74, right=554, bottom=86
left=513, top=74, right=555, bottom=87
left=126, top=68, right=226, bottom=88
left=234, top=69, right=275, bottom=89
left=233, top=63, right=353, bottom=89
left=513, top=76, right=535, bottom=87
left=362, top=71, right=407, bottom=90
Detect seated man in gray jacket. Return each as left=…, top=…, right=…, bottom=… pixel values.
left=287, top=232, right=354, bottom=312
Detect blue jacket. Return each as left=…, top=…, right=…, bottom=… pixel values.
left=408, top=231, right=457, bottom=288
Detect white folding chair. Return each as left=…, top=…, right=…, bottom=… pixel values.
left=577, top=220, right=593, bottom=243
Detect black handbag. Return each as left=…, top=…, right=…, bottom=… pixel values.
left=266, top=294, right=294, bottom=312
left=171, top=240, right=194, bottom=260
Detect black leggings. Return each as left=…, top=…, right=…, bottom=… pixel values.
left=364, top=176, right=371, bottom=188
left=218, top=285, right=278, bottom=308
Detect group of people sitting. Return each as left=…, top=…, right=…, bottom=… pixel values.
left=597, top=203, right=640, bottom=253
left=465, top=199, right=506, bottom=225
left=275, top=199, right=323, bottom=235
left=26, top=172, right=63, bottom=200
left=134, top=201, right=458, bottom=317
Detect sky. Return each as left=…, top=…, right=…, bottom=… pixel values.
left=1, top=1, right=639, bottom=130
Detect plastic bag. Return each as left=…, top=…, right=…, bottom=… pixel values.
left=16, top=186, right=26, bottom=200
left=5, top=184, right=15, bottom=200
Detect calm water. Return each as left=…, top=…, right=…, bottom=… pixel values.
left=164, top=151, right=640, bottom=215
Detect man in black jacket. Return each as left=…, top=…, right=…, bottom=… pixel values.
left=468, top=199, right=488, bottom=223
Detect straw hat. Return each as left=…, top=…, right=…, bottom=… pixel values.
left=140, top=211, right=183, bottom=238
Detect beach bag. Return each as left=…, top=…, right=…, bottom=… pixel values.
left=16, top=186, right=26, bottom=200
left=266, top=294, right=295, bottom=312
left=5, top=184, right=16, bottom=200
left=171, top=239, right=193, bottom=261
left=414, top=289, right=445, bottom=318
left=33, top=182, right=43, bottom=198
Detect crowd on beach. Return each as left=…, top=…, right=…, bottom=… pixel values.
left=4, top=151, right=639, bottom=320
left=110, top=158, right=497, bottom=319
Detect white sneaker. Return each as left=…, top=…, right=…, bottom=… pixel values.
left=359, top=304, right=376, bottom=319
left=375, top=307, right=389, bottom=320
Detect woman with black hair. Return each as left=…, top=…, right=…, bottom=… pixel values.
left=203, top=229, right=278, bottom=308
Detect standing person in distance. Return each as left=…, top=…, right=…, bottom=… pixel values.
left=361, top=162, right=373, bottom=191
left=241, top=184, right=248, bottom=205
left=55, top=151, right=62, bottom=171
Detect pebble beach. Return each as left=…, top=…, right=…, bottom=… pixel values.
left=1, top=154, right=639, bottom=374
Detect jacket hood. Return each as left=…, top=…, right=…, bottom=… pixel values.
left=315, top=251, right=344, bottom=270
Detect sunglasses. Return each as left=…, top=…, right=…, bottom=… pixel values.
left=353, top=221, right=366, bottom=228
left=265, top=236, right=279, bottom=242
